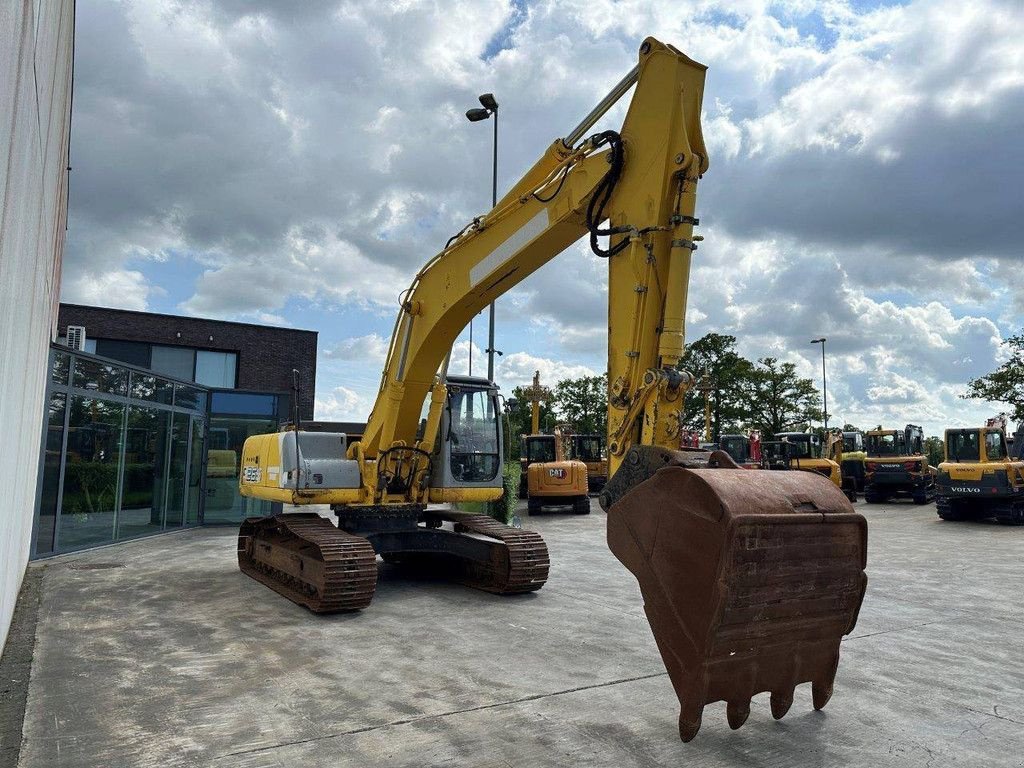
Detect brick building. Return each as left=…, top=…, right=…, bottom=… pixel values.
left=57, top=303, right=317, bottom=419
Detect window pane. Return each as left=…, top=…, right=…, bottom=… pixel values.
left=95, top=339, right=151, bottom=368
left=210, top=391, right=276, bottom=416
left=448, top=389, right=499, bottom=482
left=130, top=372, right=158, bottom=401
left=35, top=393, right=67, bottom=555
left=186, top=418, right=205, bottom=526
left=174, top=384, right=208, bottom=412
left=51, top=350, right=70, bottom=385
left=84, top=339, right=97, bottom=354
left=59, top=397, right=124, bottom=550
left=117, top=406, right=170, bottom=540
left=165, top=413, right=190, bottom=527
left=195, top=351, right=237, bottom=388
left=204, top=416, right=276, bottom=523
left=73, top=357, right=128, bottom=395
left=130, top=373, right=173, bottom=405
left=151, top=345, right=195, bottom=381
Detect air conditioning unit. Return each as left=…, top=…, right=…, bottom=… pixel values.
left=66, top=325, right=87, bottom=351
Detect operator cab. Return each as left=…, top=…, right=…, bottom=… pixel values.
left=773, top=432, right=821, bottom=460
left=439, top=375, right=503, bottom=488
left=944, top=427, right=1006, bottom=464
left=842, top=431, right=864, bottom=454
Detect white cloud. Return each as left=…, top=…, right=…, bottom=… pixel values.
left=61, top=269, right=157, bottom=311
left=315, top=385, right=373, bottom=421
left=322, top=333, right=389, bottom=364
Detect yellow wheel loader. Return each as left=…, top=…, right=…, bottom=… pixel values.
left=936, top=420, right=1024, bottom=524
left=864, top=425, right=934, bottom=504
left=235, top=39, right=867, bottom=743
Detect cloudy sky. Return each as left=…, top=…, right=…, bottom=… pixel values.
left=65, top=0, right=1023, bottom=434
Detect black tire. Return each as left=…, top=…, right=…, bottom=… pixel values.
left=912, top=493, right=928, bottom=505
left=527, top=497, right=544, bottom=516
left=864, top=491, right=881, bottom=504
left=846, top=490, right=858, bottom=503
left=572, top=496, right=591, bottom=515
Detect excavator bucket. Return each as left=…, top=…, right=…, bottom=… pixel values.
left=607, top=461, right=867, bottom=742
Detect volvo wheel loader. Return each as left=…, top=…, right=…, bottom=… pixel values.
left=864, top=425, right=934, bottom=504
left=935, top=419, right=1024, bottom=524
left=235, top=38, right=867, bottom=743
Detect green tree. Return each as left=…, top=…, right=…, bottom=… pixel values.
left=747, top=357, right=823, bottom=436
left=553, top=374, right=607, bottom=436
left=962, top=333, right=1024, bottom=420
left=677, top=333, right=756, bottom=440
left=923, top=435, right=945, bottom=468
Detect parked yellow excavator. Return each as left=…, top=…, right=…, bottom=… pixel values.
left=235, top=39, right=867, bottom=743
left=935, top=416, right=1024, bottom=524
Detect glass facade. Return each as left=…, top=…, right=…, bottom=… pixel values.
left=33, top=348, right=210, bottom=556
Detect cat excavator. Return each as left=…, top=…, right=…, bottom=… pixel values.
left=235, top=39, right=868, bottom=743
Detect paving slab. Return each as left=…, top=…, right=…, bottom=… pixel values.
left=14, top=499, right=1024, bottom=767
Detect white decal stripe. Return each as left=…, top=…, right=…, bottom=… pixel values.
left=469, top=209, right=549, bottom=287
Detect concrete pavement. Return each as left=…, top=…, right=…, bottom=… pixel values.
left=11, top=499, right=1024, bottom=767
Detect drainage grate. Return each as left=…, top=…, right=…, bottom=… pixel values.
left=67, top=562, right=125, bottom=571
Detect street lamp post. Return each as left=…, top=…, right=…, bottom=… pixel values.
left=810, top=338, right=828, bottom=432
left=466, top=93, right=500, bottom=381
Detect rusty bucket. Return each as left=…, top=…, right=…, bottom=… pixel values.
left=607, top=463, right=867, bottom=741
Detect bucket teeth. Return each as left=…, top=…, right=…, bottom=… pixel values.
left=726, top=701, right=751, bottom=730
left=812, top=681, right=834, bottom=711
left=770, top=691, right=794, bottom=720
left=678, top=710, right=703, bottom=743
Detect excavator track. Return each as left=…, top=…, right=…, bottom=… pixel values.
left=436, top=511, right=550, bottom=594
left=238, top=514, right=378, bottom=613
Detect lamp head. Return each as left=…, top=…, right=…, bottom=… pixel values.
left=466, top=107, right=490, bottom=122
left=478, top=93, right=498, bottom=111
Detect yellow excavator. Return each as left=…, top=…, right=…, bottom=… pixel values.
left=864, top=424, right=934, bottom=504
left=235, top=39, right=867, bottom=743
left=515, top=371, right=590, bottom=511
left=935, top=417, right=1024, bottom=524
left=522, top=425, right=590, bottom=515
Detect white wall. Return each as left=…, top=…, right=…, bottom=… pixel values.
left=0, top=0, right=75, bottom=653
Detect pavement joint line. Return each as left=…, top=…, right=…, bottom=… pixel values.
left=964, top=706, right=1024, bottom=726
left=844, top=618, right=956, bottom=642
left=212, top=671, right=670, bottom=761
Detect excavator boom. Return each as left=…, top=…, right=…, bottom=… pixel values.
left=235, top=37, right=868, bottom=743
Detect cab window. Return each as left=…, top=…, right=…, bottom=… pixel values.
left=526, top=438, right=555, bottom=462
left=946, top=431, right=980, bottom=461
left=985, top=431, right=1007, bottom=461
left=574, top=437, right=603, bottom=462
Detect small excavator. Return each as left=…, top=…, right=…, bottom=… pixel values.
left=515, top=371, right=592, bottom=511
left=935, top=416, right=1024, bottom=524
left=864, top=424, right=934, bottom=504
left=521, top=424, right=590, bottom=515
left=235, top=39, right=867, bottom=743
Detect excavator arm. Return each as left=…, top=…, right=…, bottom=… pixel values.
left=359, top=37, right=707, bottom=478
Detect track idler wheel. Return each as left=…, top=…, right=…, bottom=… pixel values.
left=607, top=458, right=867, bottom=742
